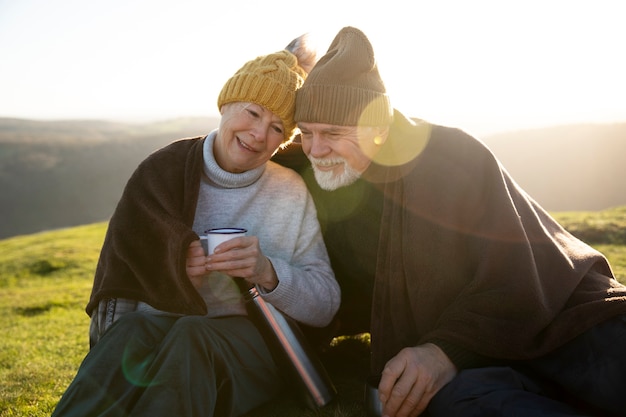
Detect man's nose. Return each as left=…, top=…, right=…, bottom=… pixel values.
left=307, top=135, right=328, bottom=157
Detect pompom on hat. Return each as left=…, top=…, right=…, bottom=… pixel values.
left=218, top=47, right=308, bottom=141
left=295, top=26, right=393, bottom=127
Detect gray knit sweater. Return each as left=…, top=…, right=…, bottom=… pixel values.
left=192, top=131, right=340, bottom=326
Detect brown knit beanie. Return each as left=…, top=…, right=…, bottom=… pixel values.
left=294, top=27, right=393, bottom=127
left=218, top=50, right=307, bottom=140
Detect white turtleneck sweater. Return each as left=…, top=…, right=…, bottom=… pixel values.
left=187, top=131, right=339, bottom=327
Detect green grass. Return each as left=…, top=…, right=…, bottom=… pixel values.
left=1, top=208, right=625, bottom=416
left=0, top=223, right=104, bottom=416
left=552, top=205, right=626, bottom=247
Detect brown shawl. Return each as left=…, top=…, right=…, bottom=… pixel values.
left=87, top=136, right=207, bottom=316
left=368, top=112, right=626, bottom=373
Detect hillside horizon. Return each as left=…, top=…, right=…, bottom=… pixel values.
left=1, top=117, right=625, bottom=239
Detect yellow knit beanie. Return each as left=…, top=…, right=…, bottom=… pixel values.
left=295, top=27, right=393, bottom=127
left=218, top=50, right=307, bottom=141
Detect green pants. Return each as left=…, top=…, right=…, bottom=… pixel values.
left=51, top=312, right=283, bottom=417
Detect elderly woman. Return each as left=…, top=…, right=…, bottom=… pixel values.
left=51, top=35, right=339, bottom=417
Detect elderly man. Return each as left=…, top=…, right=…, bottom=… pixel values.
left=274, top=26, right=626, bottom=417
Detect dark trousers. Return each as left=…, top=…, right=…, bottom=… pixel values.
left=51, top=312, right=283, bottom=417
left=427, top=314, right=626, bottom=417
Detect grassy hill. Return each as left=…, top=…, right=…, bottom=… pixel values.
left=1, top=118, right=625, bottom=240
left=0, top=207, right=625, bottom=416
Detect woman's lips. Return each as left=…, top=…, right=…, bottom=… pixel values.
left=237, top=137, right=256, bottom=152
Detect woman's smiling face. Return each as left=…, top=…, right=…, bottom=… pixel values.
left=214, top=102, right=286, bottom=173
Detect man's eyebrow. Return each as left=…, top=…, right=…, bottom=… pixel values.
left=327, top=127, right=352, bottom=134
left=298, top=125, right=352, bottom=134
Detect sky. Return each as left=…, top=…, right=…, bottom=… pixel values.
left=1, top=0, right=624, bottom=136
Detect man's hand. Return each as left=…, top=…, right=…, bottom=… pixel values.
left=378, top=343, right=457, bottom=417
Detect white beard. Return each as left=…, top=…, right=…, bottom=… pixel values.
left=308, top=156, right=362, bottom=191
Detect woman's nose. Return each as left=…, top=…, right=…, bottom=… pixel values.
left=250, top=123, right=269, bottom=142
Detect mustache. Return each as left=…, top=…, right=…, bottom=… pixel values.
left=307, top=156, right=346, bottom=166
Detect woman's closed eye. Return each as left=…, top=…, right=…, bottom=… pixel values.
left=245, top=108, right=260, bottom=119
left=271, top=124, right=284, bottom=135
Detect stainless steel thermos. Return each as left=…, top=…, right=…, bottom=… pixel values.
left=242, top=284, right=337, bottom=409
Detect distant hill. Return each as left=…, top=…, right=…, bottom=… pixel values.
left=0, top=117, right=219, bottom=239
left=0, top=117, right=624, bottom=239
left=481, top=123, right=626, bottom=212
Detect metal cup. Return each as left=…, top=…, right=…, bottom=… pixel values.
left=201, top=227, right=247, bottom=255
left=364, top=374, right=383, bottom=417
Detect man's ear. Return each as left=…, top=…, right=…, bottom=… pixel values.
left=374, top=126, right=390, bottom=146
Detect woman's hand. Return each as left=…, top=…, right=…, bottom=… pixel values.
left=186, top=240, right=207, bottom=289
left=206, top=236, right=279, bottom=291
